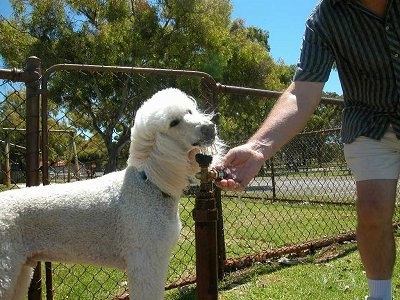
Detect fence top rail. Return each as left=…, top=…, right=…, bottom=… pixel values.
left=1, top=128, right=76, bottom=134
left=217, top=83, right=344, bottom=106
left=41, top=64, right=217, bottom=87
left=0, top=68, right=38, bottom=83
left=40, top=63, right=344, bottom=106
left=298, top=127, right=341, bottom=136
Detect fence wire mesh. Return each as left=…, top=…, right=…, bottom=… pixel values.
left=0, top=79, right=27, bottom=190
left=41, top=67, right=214, bottom=299
left=218, top=90, right=400, bottom=270
left=1, top=63, right=400, bottom=299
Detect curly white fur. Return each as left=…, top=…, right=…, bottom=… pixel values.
left=0, top=88, right=222, bottom=300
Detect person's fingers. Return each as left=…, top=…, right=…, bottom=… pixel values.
left=215, top=179, right=227, bottom=188
left=216, top=178, right=244, bottom=191
left=232, top=181, right=244, bottom=191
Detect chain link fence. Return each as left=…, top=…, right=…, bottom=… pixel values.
left=1, top=60, right=399, bottom=299
left=217, top=89, right=363, bottom=271
left=0, top=76, right=27, bottom=190
left=40, top=64, right=217, bottom=299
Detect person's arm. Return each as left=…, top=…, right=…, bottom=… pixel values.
left=217, top=81, right=324, bottom=191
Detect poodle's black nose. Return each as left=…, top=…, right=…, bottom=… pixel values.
left=200, top=124, right=216, bottom=139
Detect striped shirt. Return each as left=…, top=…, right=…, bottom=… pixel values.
left=293, top=0, right=400, bottom=143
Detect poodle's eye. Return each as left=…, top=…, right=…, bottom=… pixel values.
left=188, top=109, right=192, bottom=114
left=170, top=119, right=180, bottom=127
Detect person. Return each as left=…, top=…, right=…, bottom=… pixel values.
left=217, top=1, right=399, bottom=299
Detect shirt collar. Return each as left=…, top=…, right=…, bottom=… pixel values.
left=332, top=0, right=393, bottom=14
left=332, top=0, right=353, bottom=5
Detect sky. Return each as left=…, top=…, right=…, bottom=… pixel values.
left=0, top=0, right=342, bottom=94
left=231, top=0, right=342, bottom=94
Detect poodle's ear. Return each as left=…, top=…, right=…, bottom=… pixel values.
left=128, top=135, right=155, bottom=167
left=127, top=117, right=158, bottom=167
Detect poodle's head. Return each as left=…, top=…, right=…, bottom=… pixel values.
left=128, top=88, right=223, bottom=190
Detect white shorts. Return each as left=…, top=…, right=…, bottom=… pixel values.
left=343, top=127, right=400, bottom=181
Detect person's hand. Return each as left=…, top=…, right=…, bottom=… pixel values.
left=215, top=141, right=266, bottom=191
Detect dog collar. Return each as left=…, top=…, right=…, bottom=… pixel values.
left=139, top=170, right=148, bottom=181
left=138, top=170, right=171, bottom=198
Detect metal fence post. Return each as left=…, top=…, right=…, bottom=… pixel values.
left=193, top=154, right=218, bottom=300
left=39, top=59, right=54, bottom=300
left=215, top=187, right=226, bottom=280
left=201, top=78, right=226, bottom=281
left=25, top=56, right=42, bottom=300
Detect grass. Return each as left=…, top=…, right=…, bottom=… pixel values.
left=219, top=197, right=356, bottom=257
left=217, top=242, right=366, bottom=300
left=50, top=264, right=127, bottom=299
left=48, top=238, right=400, bottom=299
left=165, top=237, right=400, bottom=300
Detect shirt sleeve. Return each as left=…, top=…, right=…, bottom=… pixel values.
left=293, top=16, right=335, bottom=82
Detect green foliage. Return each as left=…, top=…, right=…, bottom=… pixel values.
left=0, top=91, right=26, bottom=169
left=0, top=90, right=26, bottom=129
left=0, top=0, right=335, bottom=169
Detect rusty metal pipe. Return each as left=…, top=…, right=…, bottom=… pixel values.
left=25, top=56, right=42, bottom=300
left=193, top=154, right=218, bottom=300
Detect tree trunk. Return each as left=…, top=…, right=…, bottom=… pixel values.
left=104, top=143, right=119, bottom=174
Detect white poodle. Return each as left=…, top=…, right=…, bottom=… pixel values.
left=0, top=88, right=222, bottom=300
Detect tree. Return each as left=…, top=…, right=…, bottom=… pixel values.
left=0, top=90, right=73, bottom=174
left=218, top=19, right=295, bottom=143
left=0, top=0, right=297, bottom=171
left=0, top=90, right=27, bottom=175
left=0, top=0, right=223, bottom=171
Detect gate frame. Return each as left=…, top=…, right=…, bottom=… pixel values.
left=40, top=64, right=224, bottom=300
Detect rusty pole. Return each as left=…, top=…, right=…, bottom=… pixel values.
left=193, top=154, right=218, bottom=300
left=25, top=56, right=41, bottom=187
left=25, top=56, right=42, bottom=300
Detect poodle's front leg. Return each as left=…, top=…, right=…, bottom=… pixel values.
left=7, top=265, right=33, bottom=300
left=126, top=251, right=170, bottom=300
left=0, top=255, right=32, bottom=300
